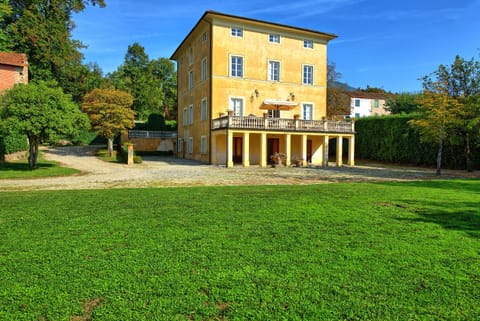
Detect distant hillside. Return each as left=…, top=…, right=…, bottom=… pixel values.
left=329, top=81, right=356, bottom=92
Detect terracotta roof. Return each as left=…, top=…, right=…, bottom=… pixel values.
left=0, top=52, right=28, bottom=67
left=346, top=91, right=389, bottom=100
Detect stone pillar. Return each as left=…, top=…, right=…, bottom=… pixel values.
left=127, top=144, right=134, bottom=165
left=336, top=136, right=343, bottom=167
left=260, top=132, right=267, bottom=168
left=348, top=135, right=355, bottom=166
left=243, top=132, right=250, bottom=167
left=285, top=133, right=291, bottom=167
left=323, top=135, right=329, bottom=167
left=227, top=131, right=234, bottom=168
left=301, top=134, right=307, bottom=163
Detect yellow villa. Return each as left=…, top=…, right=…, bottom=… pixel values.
left=171, top=11, right=355, bottom=167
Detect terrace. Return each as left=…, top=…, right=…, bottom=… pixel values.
left=211, top=115, right=355, bottom=133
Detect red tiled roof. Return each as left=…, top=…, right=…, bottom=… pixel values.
left=0, top=52, right=28, bottom=67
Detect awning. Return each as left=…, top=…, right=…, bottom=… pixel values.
left=260, top=99, right=298, bottom=111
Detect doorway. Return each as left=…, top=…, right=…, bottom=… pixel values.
left=267, top=138, right=280, bottom=164
left=307, top=139, right=312, bottom=163
left=233, top=137, right=243, bottom=164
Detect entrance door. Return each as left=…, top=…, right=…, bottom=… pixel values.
left=267, top=138, right=280, bottom=164
left=307, top=140, right=312, bottom=163
left=233, top=137, right=243, bottom=164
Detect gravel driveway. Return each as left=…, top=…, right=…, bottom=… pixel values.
left=0, top=145, right=477, bottom=191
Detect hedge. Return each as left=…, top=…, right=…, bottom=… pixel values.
left=354, top=115, right=480, bottom=170
left=0, top=131, right=28, bottom=158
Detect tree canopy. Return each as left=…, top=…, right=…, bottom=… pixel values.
left=107, top=43, right=177, bottom=121
left=385, top=93, right=422, bottom=114
left=3, top=0, right=106, bottom=101
left=0, top=81, right=89, bottom=169
left=327, top=62, right=350, bottom=117
left=82, top=88, right=134, bottom=156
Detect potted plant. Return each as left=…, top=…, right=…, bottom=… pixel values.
left=270, top=152, right=286, bottom=167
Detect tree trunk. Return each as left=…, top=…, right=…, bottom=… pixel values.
left=107, top=137, right=114, bottom=157
left=28, top=136, right=39, bottom=170
left=465, top=132, right=473, bottom=172
left=436, top=136, right=443, bottom=176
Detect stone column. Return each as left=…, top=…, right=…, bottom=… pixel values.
left=227, top=131, right=234, bottom=168
left=336, top=136, right=343, bottom=167
left=323, top=135, right=329, bottom=167
left=285, top=133, right=291, bottom=167
left=348, top=135, right=355, bottom=166
left=243, top=132, right=250, bottom=167
left=260, top=132, right=267, bottom=168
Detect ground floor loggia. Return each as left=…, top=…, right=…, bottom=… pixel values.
left=211, top=130, right=355, bottom=168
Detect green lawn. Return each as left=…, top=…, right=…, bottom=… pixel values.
left=0, top=181, right=479, bottom=320
left=0, top=159, right=80, bottom=179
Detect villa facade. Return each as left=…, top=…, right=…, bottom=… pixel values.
left=171, top=11, right=355, bottom=167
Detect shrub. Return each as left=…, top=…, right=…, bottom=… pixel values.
left=0, top=131, right=28, bottom=158
left=133, top=155, right=143, bottom=164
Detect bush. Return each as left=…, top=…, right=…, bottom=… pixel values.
left=133, top=155, right=143, bottom=164
left=0, top=131, right=28, bottom=158
left=355, top=115, right=480, bottom=170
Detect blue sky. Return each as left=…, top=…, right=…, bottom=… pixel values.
left=72, top=0, right=480, bottom=93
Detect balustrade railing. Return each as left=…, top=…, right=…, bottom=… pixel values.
left=211, top=116, right=354, bottom=133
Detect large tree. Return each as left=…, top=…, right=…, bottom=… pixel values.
left=107, top=43, right=177, bottom=120
left=0, top=0, right=13, bottom=50
left=385, top=93, right=422, bottom=114
left=82, top=88, right=134, bottom=156
left=4, top=0, right=106, bottom=101
left=422, top=55, right=480, bottom=171
left=0, top=81, right=89, bottom=169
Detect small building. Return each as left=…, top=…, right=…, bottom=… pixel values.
left=170, top=11, right=355, bottom=167
left=0, top=52, right=28, bottom=93
left=347, top=91, right=389, bottom=118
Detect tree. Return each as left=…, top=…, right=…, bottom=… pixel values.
left=0, top=81, right=89, bottom=169
left=82, top=88, right=135, bottom=156
left=4, top=0, right=106, bottom=100
left=385, top=93, right=422, bottom=114
left=107, top=43, right=177, bottom=120
left=409, top=83, right=462, bottom=175
left=0, top=0, right=13, bottom=51
left=327, top=62, right=350, bottom=117
left=422, top=55, right=480, bottom=171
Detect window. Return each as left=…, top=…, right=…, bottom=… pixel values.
left=189, top=105, right=194, bottom=125
left=189, top=71, right=194, bottom=90
left=202, top=32, right=207, bottom=43
left=355, top=113, right=360, bottom=118
left=230, top=55, right=243, bottom=77
left=183, top=107, right=187, bottom=126
left=268, top=60, right=280, bottom=81
left=201, top=136, right=207, bottom=155
left=231, top=27, right=243, bottom=37
left=303, top=65, right=313, bottom=85
left=374, top=100, right=379, bottom=108
left=268, top=110, right=280, bottom=118
left=304, top=40, right=313, bottom=49
left=230, top=98, right=244, bottom=116
left=355, top=99, right=360, bottom=107
left=302, top=103, right=313, bottom=120
left=201, top=98, right=207, bottom=121
left=188, top=47, right=193, bottom=65
left=201, top=58, right=207, bottom=81
left=269, top=34, right=280, bottom=43
left=187, top=137, right=193, bottom=154
left=178, top=138, right=183, bottom=153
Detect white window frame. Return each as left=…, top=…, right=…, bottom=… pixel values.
left=304, top=40, right=314, bottom=49
left=355, top=99, right=360, bottom=107
left=231, top=27, right=243, bottom=38
left=268, top=60, right=280, bottom=82
left=187, top=137, right=193, bottom=154
left=201, top=136, right=207, bottom=155
left=183, top=107, right=187, bottom=126
left=201, top=98, right=207, bottom=122
left=303, top=64, right=314, bottom=85
left=229, top=97, right=244, bottom=116
left=189, top=70, right=194, bottom=90
left=189, top=105, right=194, bottom=125
left=269, top=34, right=280, bottom=43
left=230, top=55, right=244, bottom=78
left=201, top=58, right=207, bottom=81
left=302, top=103, right=314, bottom=120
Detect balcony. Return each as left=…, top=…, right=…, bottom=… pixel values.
left=211, top=116, right=355, bottom=133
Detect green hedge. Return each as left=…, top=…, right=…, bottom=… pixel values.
left=0, top=131, right=28, bottom=158
left=355, top=115, right=479, bottom=170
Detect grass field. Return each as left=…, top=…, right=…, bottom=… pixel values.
left=0, top=181, right=479, bottom=320
left=0, top=159, right=80, bottom=179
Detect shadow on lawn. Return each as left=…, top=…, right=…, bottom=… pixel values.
left=0, top=162, right=55, bottom=171
left=396, top=200, right=480, bottom=239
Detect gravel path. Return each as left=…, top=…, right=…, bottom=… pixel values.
left=0, top=145, right=477, bottom=191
